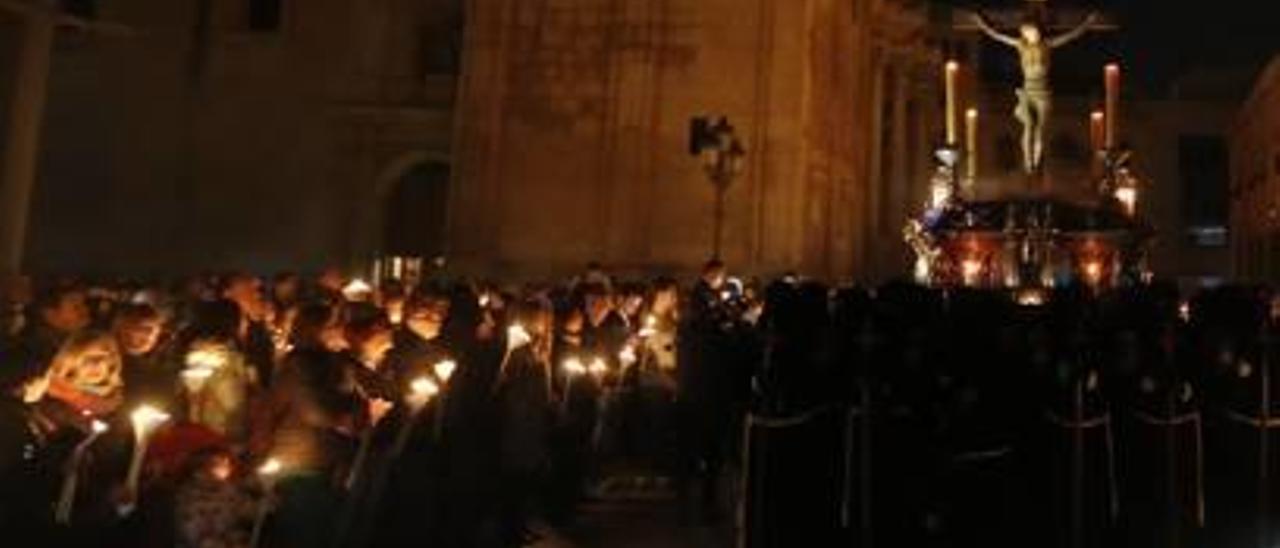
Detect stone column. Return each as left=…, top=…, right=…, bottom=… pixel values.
left=0, top=12, right=55, bottom=274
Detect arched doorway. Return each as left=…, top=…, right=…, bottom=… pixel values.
left=383, top=162, right=450, bottom=260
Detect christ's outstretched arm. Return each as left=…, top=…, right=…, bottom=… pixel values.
left=971, top=12, right=1019, bottom=47
left=1048, top=12, right=1100, bottom=48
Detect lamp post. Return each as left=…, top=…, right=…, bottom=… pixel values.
left=690, top=116, right=746, bottom=260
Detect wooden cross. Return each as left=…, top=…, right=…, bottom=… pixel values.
left=951, top=0, right=1118, bottom=34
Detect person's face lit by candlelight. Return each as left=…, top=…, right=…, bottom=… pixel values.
left=223, top=274, right=267, bottom=322
left=74, top=343, right=122, bottom=388
left=701, top=260, right=727, bottom=292
left=583, top=290, right=611, bottom=327
left=39, top=288, right=91, bottom=335
left=406, top=297, right=449, bottom=342
left=650, top=280, right=678, bottom=318
left=113, top=304, right=163, bottom=357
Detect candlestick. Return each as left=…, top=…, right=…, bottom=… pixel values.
left=432, top=359, right=456, bottom=440
left=344, top=429, right=374, bottom=491
left=126, top=405, right=171, bottom=497
left=394, top=377, right=439, bottom=456
left=249, top=459, right=283, bottom=548
left=561, top=357, right=586, bottom=414
left=965, top=108, right=978, bottom=182
left=55, top=419, right=108, bottom=524
left=1105, top=64, right=1120, bottom=148
left=945, top=61, right=960, bottom=145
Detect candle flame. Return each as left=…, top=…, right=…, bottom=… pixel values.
left=1091, top=110, right=1104, bottom=121
left=507, top=324, right=531, bottom=349
left=91, top=419, right=109, bottom=434
left=619, top=345, right=637, bottom=365
left=1114, top=186, right=1137, bottom=215
left=185, top=348, right=227, bottom=370
left=563, top=357, right=586, bottom=375
left=588, top=357, right=608, bottom=376
left=965, top=108, right=978, bottom=120
left=342, top=278, right=373, bottom=300
left=258, top=458, right=282, bottom=476
left=433, top=360, right=457, bottom=383
left=410, top=377, right=440, bottom=398
left=961, top=259, right=982, bottom=280
left=1083, top=261, right=1104, bottom=283
left=130, top=404, right=170, bottom=432
left=946, top=60, right=959, bottom=72
left=182, top=367, right=214, bottom=381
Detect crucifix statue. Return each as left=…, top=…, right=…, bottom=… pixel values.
left=964, top=0, right=1105, bottom=175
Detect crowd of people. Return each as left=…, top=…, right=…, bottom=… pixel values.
left=4, top=260, right=1280, bottom=548
left=0, top=261, right=751, bottom=548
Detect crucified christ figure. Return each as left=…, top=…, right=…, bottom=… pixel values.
left=971, top=10, right=1099, bottom=174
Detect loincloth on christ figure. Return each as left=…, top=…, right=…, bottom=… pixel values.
left=1014, top=87, right=1052, bottom=122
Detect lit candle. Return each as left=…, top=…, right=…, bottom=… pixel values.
left=250, top=459, right=283, bottom=548
left=342, top=278, right=373, bottom=302
left=1115, top=186, right=1137, bottom=216
left=506, top=324, right=531, bottom=351
left=432, top=359, right=457, bottom=440
left=945, top=61, right=960, bottom=145
left=126, top=405, right=171, bottom=498
left=619, top=345, right=637, bottom=368
left=561, top=357, right=587, bottom=413
left=961, top=258, right=983, bottom=287
left=393, top=377, right=439, bottom=456
left=638, top=314, right=658, bottom=338
left=1083, top=260, right=1104, bottom=286
left=1104, top=64, right=1120, bottom=148
left=1090, top=109, right=1105, bottom=177
left=965, top=108, right=978, bottom=182
left=55, top=419, right=109, bottom=524
left=588, top=357, right=608, bottom=378
left=180, top=366, right=214, bottom=422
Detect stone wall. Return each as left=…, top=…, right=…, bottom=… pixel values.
left=449, top=0, right=884, bottom=280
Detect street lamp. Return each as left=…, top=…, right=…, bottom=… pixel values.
left=690, top=115, right=746, bottom=260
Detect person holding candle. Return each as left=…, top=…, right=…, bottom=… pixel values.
left=494, top=297, right=555, bottom=547
left=176, top=300, right=258, bottom=446
left=261, top=341, right=361, bottom=548
left=18, top=281, right=92, bottom=368
left=112, top=303, right=175, bottom=412
left=35, top=330, right=141, bottom=545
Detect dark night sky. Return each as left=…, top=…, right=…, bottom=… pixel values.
left=933, top=0, right=1280, bottom=99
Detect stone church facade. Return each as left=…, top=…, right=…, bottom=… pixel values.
left=1, top=0, right=940, bottom=281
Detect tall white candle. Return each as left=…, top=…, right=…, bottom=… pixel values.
left=945, top=61, right=960, bottom=145
left=1104, top=64, right=1120, bottom=148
